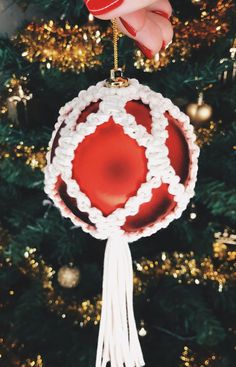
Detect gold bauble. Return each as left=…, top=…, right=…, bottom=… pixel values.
left=185, top=95, right=213, bottom=126
left=57, top=265, right=80, bottom=288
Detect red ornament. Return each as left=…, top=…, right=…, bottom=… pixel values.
left=45, top=79, right=199, bottom=241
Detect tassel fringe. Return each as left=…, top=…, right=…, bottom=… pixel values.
left=96, top=233, right=145, bottom=367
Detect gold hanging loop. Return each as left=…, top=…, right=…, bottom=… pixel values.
left=112, top=18, right=119, bottom=70
left=105, top=18, right=129, bottom=88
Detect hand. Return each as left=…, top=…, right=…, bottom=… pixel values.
left=84, top=0, right=173, bottom=58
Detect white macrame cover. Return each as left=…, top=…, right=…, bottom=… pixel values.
left=44, top=79, right=200, bottom=367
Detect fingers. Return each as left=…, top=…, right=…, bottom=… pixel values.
left=134, top=18, right=163, bottom=57
left=116, top=9, right=147, bottom=38
left=117, top=9, right=172, bottom=57
left=117, top=9, right=146, bottom=37
left=117, top=15, right=163, bottom=58
left=148, top=12, right=173, bottom=47
left=83, top=0, right=173, bottom=58
left=84, top=0, right=156, bottom=18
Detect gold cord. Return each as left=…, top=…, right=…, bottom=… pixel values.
left=106, top=19, right=129, bottom=87
left=112, top=18, right=119, bottom=70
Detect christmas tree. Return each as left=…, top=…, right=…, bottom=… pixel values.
left=0, top=0, right=235, bottom=366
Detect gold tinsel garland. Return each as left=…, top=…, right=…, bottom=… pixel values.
left=0, top=141, right=47, bottom=170
left=194, top=121, right=218, bottom=147
left=134, top=0, right=235, bottom=72
left=16, top=19, right=105, bottom=72
left=180, top=346, right=219, bottom=367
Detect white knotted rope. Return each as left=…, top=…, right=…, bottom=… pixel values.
left=96, top=232, right=145, bottom=367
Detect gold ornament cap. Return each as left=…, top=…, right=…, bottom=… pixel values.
left=105, top=68, right=129, bottom=88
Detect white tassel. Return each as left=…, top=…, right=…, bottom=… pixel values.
left=96, top=232, right=145, bottom=367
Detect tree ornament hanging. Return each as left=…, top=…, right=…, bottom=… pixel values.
left=57, top=265, right=80, bottom=288
left=45, top=19, right=199, bottom=367
left=5, top=76, right=33, bottom=126
left=185, top=92, right=213, bottom=126
left=219, top=38, right=236, bottom=85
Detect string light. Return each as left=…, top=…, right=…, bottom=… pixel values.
left=138, top=321, right=148, bottom=337
left=57, top=265, right=80, bottom=288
